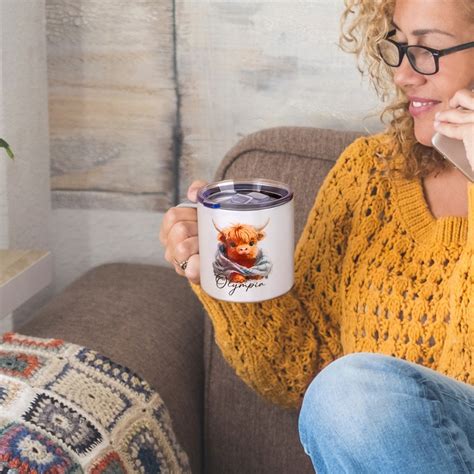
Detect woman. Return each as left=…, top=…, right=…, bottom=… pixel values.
left=160, top=0, right=473, bottom=471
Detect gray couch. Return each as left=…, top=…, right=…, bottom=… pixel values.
left=20, top=126, right=363, bottom=473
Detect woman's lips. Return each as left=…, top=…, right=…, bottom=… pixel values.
left=408, top=98, right=442, bottom=117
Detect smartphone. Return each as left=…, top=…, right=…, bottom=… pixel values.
left=432, top=133, right=474, bottom=182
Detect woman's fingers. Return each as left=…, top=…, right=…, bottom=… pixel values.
left=435, top=108, right=473, bottom=125
left=448, top=88, right=474, bottom=110
left=433, top=121, right=465, bottom=140
left=167, top=221, right=198, bottom=249
left=164, top=246, right=177, bottom=268
left=165, top=236, right=199, bottom=277
left=163, top=221, right=198, bottom=276
left=159, top=207, right=197, bottom=245
left=184, top=253, right=200, bottom=284
left=433, top=88, right=474, bottom=171
left=173, top=235, right=199, bottom=266
left=436, top=88, right=474, bottom=126
left=187, top=180, right=208, bottom=202
left=434, top=122, right=474, bottom=171
left=159, top=179, right=205, bottom=283
left=165, top=244, right=199, bottom=281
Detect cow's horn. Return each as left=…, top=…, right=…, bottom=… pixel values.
left=255, top=218, right=270, bottom=232
left=212, top=219, right=223, bottom=234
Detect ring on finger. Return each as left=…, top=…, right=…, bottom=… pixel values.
left=173, top=257, right=189, bottom=272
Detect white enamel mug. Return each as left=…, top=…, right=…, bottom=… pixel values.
left=178, top=179, right=294, bottom=303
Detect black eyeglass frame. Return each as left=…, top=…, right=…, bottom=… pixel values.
left=378, top=29, right=474, bottom=75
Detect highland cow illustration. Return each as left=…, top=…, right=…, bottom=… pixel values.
left=212, top=219, right=273, bottom=283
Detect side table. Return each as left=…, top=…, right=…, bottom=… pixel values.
left=0, top=249, right=52, bottom=331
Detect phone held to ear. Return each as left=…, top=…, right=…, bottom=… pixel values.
left=432, top=133, right=474, bottom=182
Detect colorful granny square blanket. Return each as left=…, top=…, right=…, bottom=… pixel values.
left=0, top=332, right=191, bottom=473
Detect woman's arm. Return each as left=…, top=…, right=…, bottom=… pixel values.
left=191, top=136, right=373, bottom=408
left=438, top=183, right=473, bottom=383
left=434, top=88, right=473, bottom=383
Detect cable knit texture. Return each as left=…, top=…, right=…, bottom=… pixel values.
left=191, top=134, right=473, bottom=409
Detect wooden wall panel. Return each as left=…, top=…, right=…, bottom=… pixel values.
left=47, top=0, right=177, bottom=211
left=46, top=0, right=383, bottom=210
left=176, top=1, right=382, bottom=198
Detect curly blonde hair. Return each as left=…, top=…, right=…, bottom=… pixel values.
left=339, top=0, right=474, bottom=178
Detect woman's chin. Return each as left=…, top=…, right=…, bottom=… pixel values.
left=414, top=125, right=435, bottom=148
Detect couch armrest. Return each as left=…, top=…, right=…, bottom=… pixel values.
left=19, top=262, right=204, bottom=474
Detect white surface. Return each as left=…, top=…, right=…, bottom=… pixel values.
left=51, top=208, right=168, bottom=295
left=2, top=0, right=51, bottom=251
left=0, top=4, right=8, bottom=248
left=0, top=0, right=52, bottom=324
left=0, top=252, right=52, bottom=320
left=0, top=159, right=7, bottom=249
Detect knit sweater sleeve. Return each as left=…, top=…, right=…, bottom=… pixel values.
left=438, top=183, right=474, bottom=383
left=190, top=136, right=371, bottom=408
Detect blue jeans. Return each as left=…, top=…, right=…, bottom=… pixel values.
left=298, top=352, right=474, bottom=473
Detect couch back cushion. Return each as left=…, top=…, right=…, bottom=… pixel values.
left=204, top=127, right=364, bottom=473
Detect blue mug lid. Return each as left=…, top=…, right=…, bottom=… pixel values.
left=197, top=179, right=293, bottom=210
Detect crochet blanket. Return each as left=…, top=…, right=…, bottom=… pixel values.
left=0, top=332, right=191, bottom=473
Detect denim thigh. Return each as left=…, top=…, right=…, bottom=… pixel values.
left=298, top=352, right=474, bottom=474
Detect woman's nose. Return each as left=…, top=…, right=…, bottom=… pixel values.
left=393, top=55, right=426, bottom=89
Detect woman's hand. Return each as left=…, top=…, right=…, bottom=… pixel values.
left=159, top=180, right=207, bottom=284
left=434, top=88, right=474, bottom=171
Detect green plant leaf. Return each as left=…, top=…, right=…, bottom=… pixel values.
left=0, top=138, right=15, bottom=159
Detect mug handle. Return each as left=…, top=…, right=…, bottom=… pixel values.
left=176, top=200, right=198, bottom=209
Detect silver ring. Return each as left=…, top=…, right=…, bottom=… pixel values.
left=174, top=258, right=188, bottom=271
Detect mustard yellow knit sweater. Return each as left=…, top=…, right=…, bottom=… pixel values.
left=191, top=134, right=473, bottom=409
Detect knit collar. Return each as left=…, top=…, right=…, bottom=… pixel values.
left=392, top=177, right=468, bottom=247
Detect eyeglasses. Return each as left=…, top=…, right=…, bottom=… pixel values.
left=378, top=30, right=474, bottom=75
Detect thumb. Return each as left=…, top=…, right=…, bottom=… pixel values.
left=187, top=180, right=208, bottom=202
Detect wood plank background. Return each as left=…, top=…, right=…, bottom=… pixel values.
left=176, top=1, right=381, bottom=198
left=47, top=0, right=382, bottom=212
left=47, top=0, right=177, bottom=211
